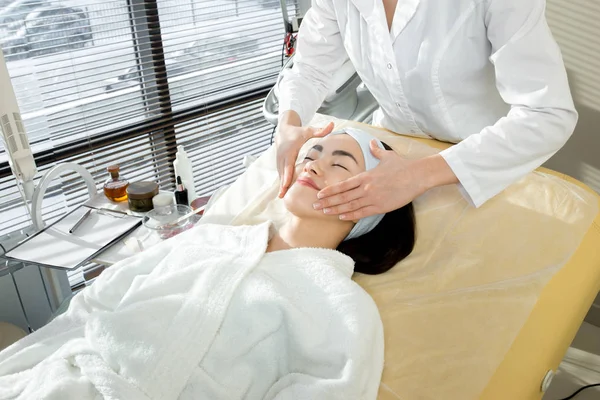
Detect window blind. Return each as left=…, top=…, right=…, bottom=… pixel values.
left=158, top=0, right=284, bottom=111
left=1, top=0, right=137, bottom=155
left=0, top=0, right=300, bottom=288
left=176, top=96, right=273, bottom=196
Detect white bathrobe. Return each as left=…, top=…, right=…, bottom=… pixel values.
left=0, top=222, right=383, bottom=400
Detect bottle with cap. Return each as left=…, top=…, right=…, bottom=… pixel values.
left=174, top=176, right=189, bottom=206
left=103, top=164, right=129, bottom=202
left=173, top=145, right=196, bottom=205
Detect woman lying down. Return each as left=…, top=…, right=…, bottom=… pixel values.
left=0, top=129, right=415, bottom=400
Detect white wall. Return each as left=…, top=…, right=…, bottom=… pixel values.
left=543, top=0, right=600, bottom=325
left=544, top=0, right=600, bottom=192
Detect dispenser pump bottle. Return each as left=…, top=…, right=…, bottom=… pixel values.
left=173, top=145, right=196, bottom=204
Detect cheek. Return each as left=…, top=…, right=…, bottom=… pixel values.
left=283, top=184, right=344, bottom=222
left=315, top=174, right=351, bottom=193
left=283, top=184, right=317, bottom=214
left=324, top=171, right=349, bottom=186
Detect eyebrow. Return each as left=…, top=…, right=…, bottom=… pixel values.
left=332, top=150, right=358, bottom=164
left=309, top=145, right=359, bottom=164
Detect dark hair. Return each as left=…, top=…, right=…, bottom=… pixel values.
left=336, top=142, right=416, bottom=275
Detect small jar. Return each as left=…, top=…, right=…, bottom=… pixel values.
left=127, top=181, right=159, bottom=212
left=152, top=193, right=174, bottom=214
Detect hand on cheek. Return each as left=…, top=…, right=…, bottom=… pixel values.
left=313, top=141, right=427, bottom=220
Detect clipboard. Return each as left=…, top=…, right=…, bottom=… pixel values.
left=5, top=205, right=142, bottom=270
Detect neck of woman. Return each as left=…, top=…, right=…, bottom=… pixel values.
left=266, top=216, right=353, bottom=253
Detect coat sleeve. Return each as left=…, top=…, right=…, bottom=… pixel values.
left=277, top=0, right=350, bottom=126
left=439, top=0, right=577, bottom=207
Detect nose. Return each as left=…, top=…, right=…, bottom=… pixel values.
left=303, top=159, right=322, bottom=176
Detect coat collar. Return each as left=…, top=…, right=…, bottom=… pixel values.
left=348, top=0, right=379, bottom=20
left=349, top=0, right=421, bottom=42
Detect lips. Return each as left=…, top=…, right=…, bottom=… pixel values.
left=296, top=177, right=320, bottom=191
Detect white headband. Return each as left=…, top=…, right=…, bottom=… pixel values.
left=330, top=128, right=385, bottom=241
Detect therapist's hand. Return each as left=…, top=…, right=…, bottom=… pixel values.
left=276, top=114, right=335, bottom=198
left=313, top=140, right=458, bottom=220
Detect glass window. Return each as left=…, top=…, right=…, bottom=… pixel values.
left=0, top=0, right=301, bottom=289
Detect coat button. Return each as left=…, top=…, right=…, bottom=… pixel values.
left=387, top=63, right=392, bottom=69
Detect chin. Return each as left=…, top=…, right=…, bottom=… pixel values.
left=283, top=183, right=324, bottom=219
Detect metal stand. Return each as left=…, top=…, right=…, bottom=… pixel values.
left=0, top=258, right=56, bottom=333
left=1, top=259, right=33, bottom=333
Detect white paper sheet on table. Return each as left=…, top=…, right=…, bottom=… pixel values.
left=5, top=206, right=141, bottom=270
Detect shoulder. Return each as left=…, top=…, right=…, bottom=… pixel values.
left=347, top=281, right=382, bottom=325
left=483, top=0, right=545, bottom=23
left=263, top=248, right=379, bottom=310
left=483, top=0, right=547, bottom=48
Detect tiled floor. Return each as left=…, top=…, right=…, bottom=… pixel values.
left=543, top=322, right=600, bottom=400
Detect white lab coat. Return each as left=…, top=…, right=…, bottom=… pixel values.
left=278, top=0, right=577, bottom=207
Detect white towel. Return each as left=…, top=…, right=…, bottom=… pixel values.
left=0, top=222, right=383, bottom=400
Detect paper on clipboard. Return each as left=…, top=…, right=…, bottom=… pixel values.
left=5, top=206, right=141, bottom=270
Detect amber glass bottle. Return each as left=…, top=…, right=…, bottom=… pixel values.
left=103, top=165, right=129, bottom=202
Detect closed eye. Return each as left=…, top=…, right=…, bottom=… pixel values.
left=304, top=156, right=314, bottom=161
left=333, top=163, right=349, bottom=171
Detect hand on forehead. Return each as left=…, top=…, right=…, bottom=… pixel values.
left=306, top=134, right=367, bottom=171
left=301, top=128, right=385, bottom=169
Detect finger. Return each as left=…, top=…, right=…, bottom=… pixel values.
left=321, top=194, right=367, bottom=216
left=277, top=156, right=288, bottom=182
left=317, top=175, right=362, bottom=200
left=280, top=162, right=293, bottom=197
left=314, top=184, right=363, bottom=211
left=278, top=157, right=287, bottom=194
left=370, top=139, right=387, bottom=160
left=339, top=206, right=379, bottom=221
left=308, top=121, right=335, bottom=139
left=279, top=162, right=295, bottom=198
left=316, top=121, right=335, bottom=137
left=313, top=187, right=365, bottom=214
left=277, top=157, right=284, bottom=178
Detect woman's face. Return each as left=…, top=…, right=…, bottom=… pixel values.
left=284, top=133, right=366, bottom=219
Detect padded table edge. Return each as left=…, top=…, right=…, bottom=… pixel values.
left=383, top=133, right=600, bottom=400
left=479, top=169, right=600, bottom=400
